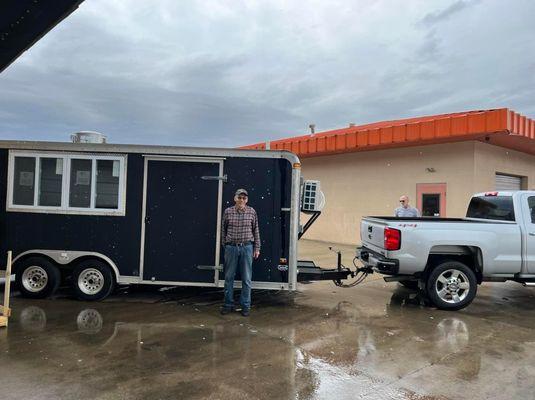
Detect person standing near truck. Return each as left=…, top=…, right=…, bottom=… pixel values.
left=221, top=188, right=261, bottom=317
left=395, top=195, right=420, bottom=217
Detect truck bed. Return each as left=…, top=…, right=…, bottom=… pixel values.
left=366, top=216, right=509, bottom=223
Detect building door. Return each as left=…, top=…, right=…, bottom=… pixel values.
left=141, top=157, right=223, bottom=283
left=495, top=173, right=522, bottom=191
left=417, top=183, right=447, bottom=217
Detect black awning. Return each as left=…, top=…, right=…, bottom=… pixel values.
left=0, top=0, right=84, bottom=73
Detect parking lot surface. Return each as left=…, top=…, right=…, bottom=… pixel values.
left=1, top=240, right=535, bottom=399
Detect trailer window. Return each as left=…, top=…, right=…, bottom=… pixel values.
left=96, top=160, right=119, bottom=209
left=466, top=196, right=515, bottom=221
left=8, top=151, right=126, bottom=216
left=39, top=158, right=63, bottom=207
left=13, top=157, right=36, bottom=206
left=70, top=159, right=93, bottom=208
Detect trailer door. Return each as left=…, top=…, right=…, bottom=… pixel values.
left=141, top=157, right=222, bottom=283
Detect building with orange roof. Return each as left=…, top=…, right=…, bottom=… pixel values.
left=242, top=108, right=535, bottom=244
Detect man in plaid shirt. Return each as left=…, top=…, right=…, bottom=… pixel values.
left=221, top=188, right=260, bottom=316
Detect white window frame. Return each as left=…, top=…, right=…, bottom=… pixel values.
left=7, top=150, right=127, bottom=216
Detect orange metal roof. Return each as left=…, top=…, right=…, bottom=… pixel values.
left=241, top=108, right=535, bottom=157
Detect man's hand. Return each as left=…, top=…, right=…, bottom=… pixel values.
left=254, top=250, right=260, bottom=259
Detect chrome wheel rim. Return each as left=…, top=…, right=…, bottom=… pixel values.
left=78, top=268, right=105, bottom=295
left=22, top=266, right=48, bottom=293
left=435, top=269, right=470, bottom=304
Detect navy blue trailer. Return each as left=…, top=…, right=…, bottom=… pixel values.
left=0, top=141, right=307, bottom=300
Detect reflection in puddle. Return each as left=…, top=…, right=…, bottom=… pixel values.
left=19, top=306, right=47, bottom=332
left=76, top=309, right=103, bottom=334
left=435, top=318, right=469, bottom=351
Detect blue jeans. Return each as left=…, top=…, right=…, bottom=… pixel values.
left=223, top=243, right=253, bottom=310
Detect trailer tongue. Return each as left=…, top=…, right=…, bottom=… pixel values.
left=296, top=250, right=373, bottom=285
left=296, top=183, right=371, bottom=285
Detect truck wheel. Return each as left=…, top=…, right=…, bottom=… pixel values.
left=15, top=257, right=61, bottom=299
left=426, top=261, right=477, bottom=311
left=72, top=260, right=115, bottom=301
left=399, top=280, right=419, bottom=290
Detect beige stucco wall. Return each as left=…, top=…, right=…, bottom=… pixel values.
left=473, top=142, right=535, bottom=192
left=301, top=141, right=535, bottom=245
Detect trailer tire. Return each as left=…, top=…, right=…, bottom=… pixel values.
left=15, top=257, right=61, bottom=299
left=399, top=280, right=419, bottom=290
left=72, top=260, right=115, bottom=301
left=426, top=261, right=477, bottom=311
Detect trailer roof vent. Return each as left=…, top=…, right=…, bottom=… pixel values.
left=71, top=131, right=107, bottom=144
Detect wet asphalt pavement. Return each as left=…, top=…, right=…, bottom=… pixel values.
left=1, top=240, right=535, bottom=400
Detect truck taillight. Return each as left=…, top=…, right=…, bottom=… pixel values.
left=384, top=228, right=401, bottom=250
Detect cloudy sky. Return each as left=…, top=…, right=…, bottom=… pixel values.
left=1, top=0, right=534, bottom=147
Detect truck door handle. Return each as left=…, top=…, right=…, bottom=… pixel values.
left=145, top=216, right=150, bottom=224
left=529, top=232, right=535, bottom=236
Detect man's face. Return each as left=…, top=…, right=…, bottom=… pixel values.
left=399, top=196, right=409, bottom=208
left=235, top=194, right=248, bottom=208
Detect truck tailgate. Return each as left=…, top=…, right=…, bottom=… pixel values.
left=361, top=218, right=387, bottom=253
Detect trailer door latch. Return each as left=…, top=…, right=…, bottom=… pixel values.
left=201, top=174, right=227, bottom=182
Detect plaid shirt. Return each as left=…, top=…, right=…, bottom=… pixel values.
left=222, top=205, right=261, bottom=252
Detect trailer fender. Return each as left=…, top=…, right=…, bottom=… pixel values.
left=12, top=250, right=120, bottom=282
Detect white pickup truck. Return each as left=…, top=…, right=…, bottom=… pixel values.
left=357, top=191, right=535, bottom=310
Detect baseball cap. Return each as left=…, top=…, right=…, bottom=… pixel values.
left=235, top=188, right=248, bottom=196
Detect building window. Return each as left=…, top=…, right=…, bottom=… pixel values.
left=8, top=151, right=127, bottom=216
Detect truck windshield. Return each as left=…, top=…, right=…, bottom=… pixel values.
left=466, top=196, right=515, bottom=221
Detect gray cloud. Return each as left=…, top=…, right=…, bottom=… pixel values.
left=420, top=0, right=480, bottom=26
left=416, top=30, right=442, bottom=61
left=0, top=0, right=534, bottom=147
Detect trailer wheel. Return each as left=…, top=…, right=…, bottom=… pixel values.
left=426, top=261, right=477, bottom=311
left=72, top=260, right=115, bottom=301
left=15, top=257, right=61, bottom=299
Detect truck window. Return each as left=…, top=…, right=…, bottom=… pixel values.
left=466, top=196, right=515, bottom=221
left=528, top=196, right=535, bottom=223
